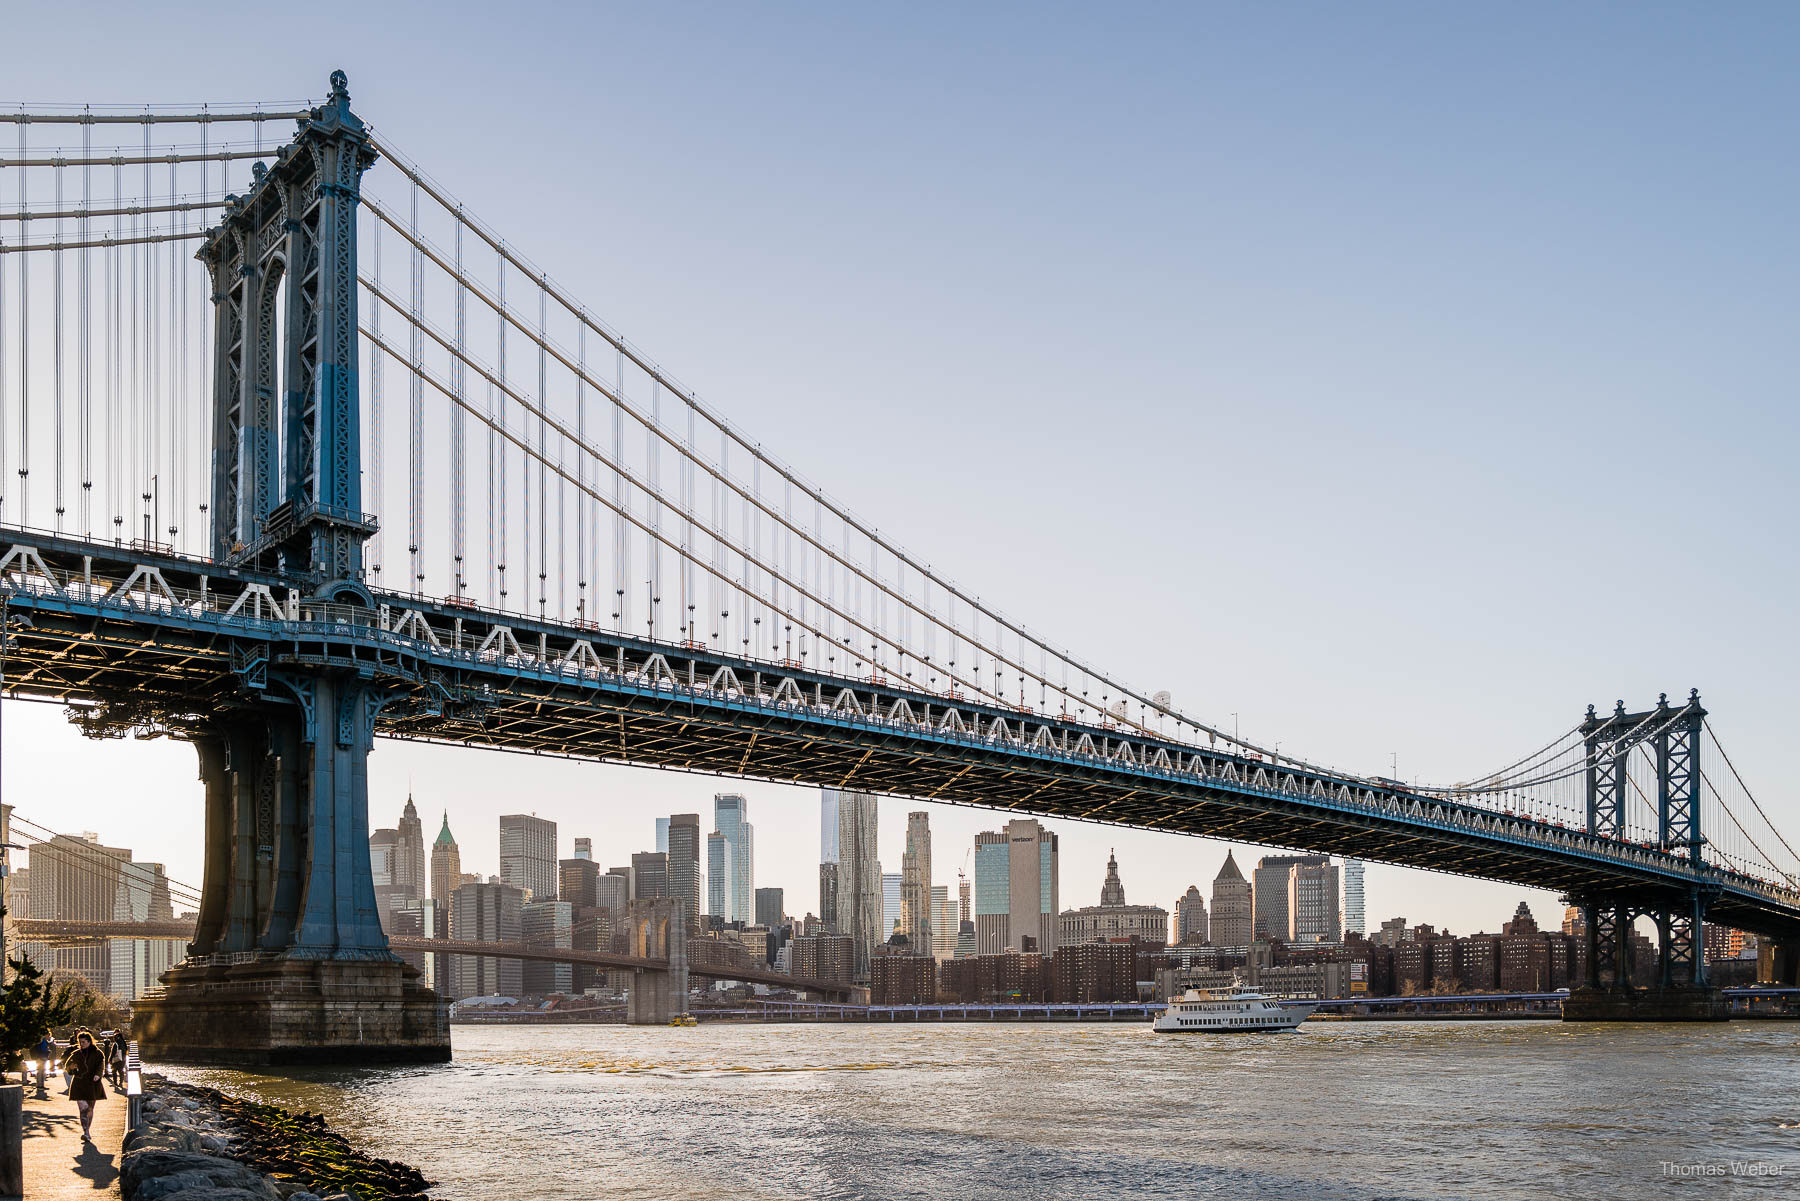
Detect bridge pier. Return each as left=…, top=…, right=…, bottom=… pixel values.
left=135, top=674, right=449, bottom=1064
left=1758, top=940, right=1799, bottom=986
left=622, top=899, right=689, bottom=1025
left=1561, top=895, right=1728, bottom=1023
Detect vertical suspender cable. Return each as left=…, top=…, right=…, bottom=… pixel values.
left=519, top=275, right=531, bottom=608
left=408, top=179, right=423, bottom=594
left=537, top=278, right=549, bottom=616
left=683, top=404, right=695, bottom=642
left=576, top=318, right=586, bottom=620
left=167, top=155, right=179, bottom=540
left=813, top=494, right=824, bottom=661
left=79, top=114, right=92, bottom=535
left=711, top=427, right=724, bottom=642
left=16, top=118, right=31, bottom=527
left=496, top=249, right=508, bottom=607
left=53, top=152, right=65, bottom=530
left=0, top=126, right=8, bottom=528
left=451, top=210, right=467, bottom=597
left=784, top=478, right=794, bottom=658
left=369, top=219, right=384, bottom=581
left=647, top=378, right=660, bottom=639
left=127, top=137, right=139, bottom=539
left=612, top=346, right=625, bottom=630
left=142, top=117, right=154, bottom=542
left=195, top=113, right=208, bottom=537
left=0, top=127, right=8, bottom=528
left=175, top=152, right=187, bottom=543
left=109, top=160, right=121, bottom=539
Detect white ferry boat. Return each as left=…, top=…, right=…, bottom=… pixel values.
left=1153, top=984, right=1316, bottom=1033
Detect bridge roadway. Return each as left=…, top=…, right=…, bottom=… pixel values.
left=7, top=918, right=854, bottom=998
left=4, top=528, right=1799, bottom=943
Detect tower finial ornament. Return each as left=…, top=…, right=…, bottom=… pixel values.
left=330, top=70, right=350, bottom=103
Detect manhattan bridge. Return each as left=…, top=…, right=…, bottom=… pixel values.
left=0, top=74, right=1796, bottom=1062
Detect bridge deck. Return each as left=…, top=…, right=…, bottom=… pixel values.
left=3, top=528, right=1798, bottom=943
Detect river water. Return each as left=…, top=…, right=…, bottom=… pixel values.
left=164, top=1020, right=1798, bottom=1200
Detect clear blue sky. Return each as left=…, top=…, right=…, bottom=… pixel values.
left=5, top=3, right=1797, bottom=934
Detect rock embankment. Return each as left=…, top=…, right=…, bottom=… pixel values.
left=124, top=1077, right=432, bottom=1201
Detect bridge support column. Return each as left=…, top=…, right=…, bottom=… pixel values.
left=622, top=899, right=689, bottom=1025
left=135, top=672, right=449, bottom=1065
left=1563, top=894, right=1727, bottom=1023
left=1759, top=941, right=1800, bottom=987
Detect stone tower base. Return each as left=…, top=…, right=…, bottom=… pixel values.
left=1562, top=986, right=1730, bottom=1023
left=134, top=957, right=451, bottom=1066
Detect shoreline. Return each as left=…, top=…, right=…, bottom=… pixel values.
left=125, top=1076, right=435, bottom=1201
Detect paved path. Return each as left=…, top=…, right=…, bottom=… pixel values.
left=16, top=1079, right=124, bottom=1199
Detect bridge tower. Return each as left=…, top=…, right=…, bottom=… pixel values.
left=1564, top=692, right=1728, bottom=1022
left=622, top=899, right=691, bottom=1024
left=200, top=69, right=379, bottom=586
left=134, top=73, right=448, bottom=1064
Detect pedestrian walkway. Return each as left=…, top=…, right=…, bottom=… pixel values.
left=17, top=1080, right=123, bottom=1199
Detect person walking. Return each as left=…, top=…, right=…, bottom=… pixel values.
left=31, top=1034, right=54, bottom=1096
left=60, top=1029, right=108, bottom=1141
left=108, top=1031, right=129, bottom=1087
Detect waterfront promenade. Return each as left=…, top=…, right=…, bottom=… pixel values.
left=15, top=1086, right=123, bottom=1200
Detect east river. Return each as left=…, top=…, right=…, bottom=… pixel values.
left=164, top=1020, right=1799, bottom=1200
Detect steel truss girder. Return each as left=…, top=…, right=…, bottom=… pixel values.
left=4, top=530, right=1799, bottom=946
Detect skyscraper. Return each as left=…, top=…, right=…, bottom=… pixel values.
left=973, top=818, right=1059, bottom=954
left=430, top=812, right=461, bottom=905
left=1253, top=854, right=1328, bottom=942
left=108, top=860, right=181, bottom=1001
left=1343, top=858, right=1366, bottom=937
left=713, top=793, right=754, bottom=924
left=449, top=880, right=524, bottom=1000
left=395, top=794, right=427, bottom=898
left=827, top=788, right=881, bottom=978
left=667, top=813, right=703, bottom=928
left=1058, top=850, right=1166, bottom=945
left=930, top=883, right=956, bottom=961
left=369, top=828, right=399, bottom=886
left=818, top=862, right=839, bottom=932
left=818, top=791, right=840, bottom=932
left=631, top=851, right=669, bottom=899
left=707, top=831, right=727, bottom=921
left=1176, top=885, right=1209, bottom=944
left=655, top=817, right=670, bottom=855
left=560, top=857, right=600, bottom=908
left=521, top=900, right=574, bottom=995
left=27, top=832, right=133, bottom=995
left=1287, top=859, right=1342, bottom=944
left=755, top=887, right=785, bottom=931
left=901, top=811, right=932, bottom=954
left=499, top=813, right=558, bottom=903
left=882, top=872, right=903, bottom=940
left=574, top=836, right=593, bottom=861
left=1210, top=851, right=1251, bottom=947
left=596, top=870, right=629, bottom=913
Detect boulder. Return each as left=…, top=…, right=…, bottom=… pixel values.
left=121, top=1150, right=281, bottom=1201
left=139, top=1171, right=226, bottom=1201
left=148, top=1191, right=268, bottom=1201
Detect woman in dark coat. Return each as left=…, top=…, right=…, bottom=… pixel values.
left=61, top=1029, right=108, bottom=1141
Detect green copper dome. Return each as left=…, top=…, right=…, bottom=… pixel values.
left=434, top=812, right=457, bottom=848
